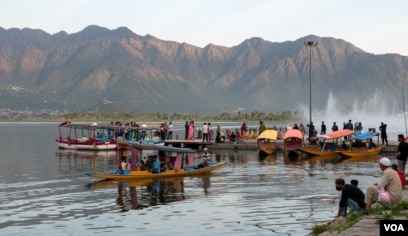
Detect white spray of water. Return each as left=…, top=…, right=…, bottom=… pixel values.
left=299, top=91, right=407, bottom=141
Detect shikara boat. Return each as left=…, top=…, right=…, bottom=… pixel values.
left=256, top=129, right=278, bottom=155
left=339, top=131, right=382, bottom=158
left=283, top=129, right=304, bottom=157
left=56, top=121, right=161, bottom=150
left=87, top=142, right=226, bottom=180
left=299, top=129, right=354, bottom=157
left=56, top=121, right=117, bottom=150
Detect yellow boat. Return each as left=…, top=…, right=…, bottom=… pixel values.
left=298, top=147, right=341, bottom=157
left=339, top=146, right=383, bottom=158
left=87, top=142, right=226, bottom=180
left=339, top=131, right=382, bottom=158
left=256, top=129, right=278, bottom=155
left=299, top=129, right=354, bottom=157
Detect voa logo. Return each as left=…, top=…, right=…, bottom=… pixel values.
left=384, top=224, right=404, bottom=231
left=380, top=220, right=408, bottom=235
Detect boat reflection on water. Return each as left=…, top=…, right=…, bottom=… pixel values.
left=258, top=154, right=277, bottom=164
left=339, top=154, right=380, bottom=163
left=55, top=150, right=117, bottom=177
left=85, top=175, right=213, bottom=211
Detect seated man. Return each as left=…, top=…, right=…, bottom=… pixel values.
left=229, top=132, right=237, bottom=143
left=334, top=178, right=366, bottom=218
left=364, top=157, right=403, bottom=213
left=236, top=132, right=243, bottom=143
left=151, top=155, right=161, bottom=174
left=368, top=138, right=377, bottom=149
left=197, top=148, right=211, bottom=169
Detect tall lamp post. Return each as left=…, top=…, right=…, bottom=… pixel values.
left=304, top=41, right=318, bottom=124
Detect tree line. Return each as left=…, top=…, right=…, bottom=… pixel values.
left=7, top=110, right=304, bottom=122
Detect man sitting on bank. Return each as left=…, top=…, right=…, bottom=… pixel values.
left=364, top=157, right=403, bottom=214
left=334, top=178, right=366, bottom=218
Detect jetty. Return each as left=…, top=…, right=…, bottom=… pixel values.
left=164, top=139, right=399, bottom=153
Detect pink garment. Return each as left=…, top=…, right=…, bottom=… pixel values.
left=174, top=153, right=182, bottom=172
left=187, top=153, right=194, bottom=165
left=188, top=123, right=194, bottom=140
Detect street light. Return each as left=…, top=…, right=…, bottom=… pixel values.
left=304, top=41, right=318, bottom=125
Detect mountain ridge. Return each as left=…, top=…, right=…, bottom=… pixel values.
left=0, top=25, right=407, bottom=117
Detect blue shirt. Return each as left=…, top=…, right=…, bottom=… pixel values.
left=152, top=159, right=161, bottom=173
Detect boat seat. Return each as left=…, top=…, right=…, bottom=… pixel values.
left=320, top=142, right=336, bottom=151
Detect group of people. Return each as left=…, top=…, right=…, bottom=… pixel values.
left=158, top=121, right=174, bottom=140
left=299, top=120, right=390, bottom=145
left=332, top=126, right=407, bottom=218
left=122, top=146, right=213, bottom=174
left=184, top=121, right=215, bottom=142
left=334, top=157, right=405, bottom=218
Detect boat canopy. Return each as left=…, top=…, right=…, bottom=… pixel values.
left=119, top=142, right=197, bottom=153
left=283, top=129, right=303, bottom=140
left=318, top=130, right=354, bottom=139
left=351, top=131, right=379, bottom=141
left=58, top=121, right=159, bottom=130
left=256, top=129, right=278, bottom=140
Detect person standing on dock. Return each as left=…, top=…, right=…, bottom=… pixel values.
left=185, top=121, right=189, bottom=140
left=332, top=122, right=338, bottom=132
left=379, top=122, right=388, bottom=146
left=188, top=121, right=195, bottom=140
left=320, top=121, right=326, bottom=135
left=202, top=122, right=209, bottom=142
left=167, top=122, right=174, bottom=140
left=307, top=122, right=315, bottom=141
left=241, top=122, right=248, bottom=139
left=259, top=121, right=266, bottom=135
left=208, top=122, right=213, bottom=141
left=396, top=134, right=408, bottom=174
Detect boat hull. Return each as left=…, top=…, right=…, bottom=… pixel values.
left=340, top=147, right=383, bottom=158
left=257, top=141, right=277, bottom=155
left=56, top=139, right=116, bottom=151
left=90, top=162, right=226, bottom=180
left=298, top=147, right=340, bottom=157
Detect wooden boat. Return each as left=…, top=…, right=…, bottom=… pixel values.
left=56, top=121, right=161, bottom=150
left=87, top=142, right=226, bottom=180
left=56, top=121, right=117, bottom=150
left=339, top=131, right=382, bottom=158
left=299, top=129, right=354, bottom=157
left=283, top=129, right=304, bottom=157
left=256, top=129, right=278, bottom=155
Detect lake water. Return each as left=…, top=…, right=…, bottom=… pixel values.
left=0, top=122, right=399, bottom=236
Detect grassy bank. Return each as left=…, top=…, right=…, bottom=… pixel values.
left=312, top=201, right=408, bottom=235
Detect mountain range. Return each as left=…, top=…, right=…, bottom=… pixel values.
left=0, top=25, right=407, bottom=116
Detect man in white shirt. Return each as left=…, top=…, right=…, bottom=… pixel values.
left=202, top=123, right=209, bottom=142
left=141, top=122, right=147, bottom=140
left=167, top=122, right=174, bottom=140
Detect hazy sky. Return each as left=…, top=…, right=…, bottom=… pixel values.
left=2, top=0, right=408, bottom=55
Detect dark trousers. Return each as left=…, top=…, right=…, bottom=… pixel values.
left=202, top=133, right=208, bottom=142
